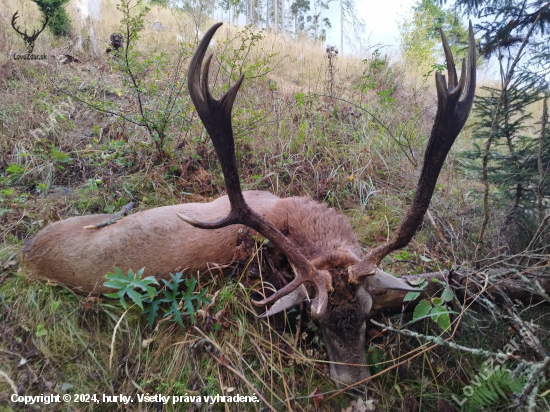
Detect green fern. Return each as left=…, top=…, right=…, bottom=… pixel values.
left=462, top=368, right=524, bottom=411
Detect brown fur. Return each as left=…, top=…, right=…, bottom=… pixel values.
left=267, top=197, right=362, bottom=261
left=21, top=191, right=361, bottom=293
left=21, top=191, right=277, bottom=292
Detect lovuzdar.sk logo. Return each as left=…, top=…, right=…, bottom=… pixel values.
left=11, top=11, right=48, bottom=60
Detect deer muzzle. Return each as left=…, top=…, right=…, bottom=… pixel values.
left=321, top=321, right=370, bottom=388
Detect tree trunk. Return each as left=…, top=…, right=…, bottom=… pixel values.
left=320, top=6, right=322, bottom=39
left=274, top=0, right=278, bottom=31
left=282, top=0, right=285, bottom=34
left=88, top=27, right=99, bottom=56
left=266, top=0, right=269, bottom=29
left=340, top=0, right=343, bottom=56
left=511, top=183, right=522, bottom=216
left=538, top=98, right=548, bottom=223
left=314, top=0, right=318, bottom=37
left=369, top=269, right=550, bottom=318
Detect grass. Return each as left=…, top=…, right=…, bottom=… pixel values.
left=1, top=0, right=549, bottom=410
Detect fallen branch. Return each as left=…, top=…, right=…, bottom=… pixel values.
left=514, top=356, right=550, bottom=410
left=83, top=202, right=137, bottom=230
left=370, top=268, right=550, bottom=317
left=369, top=319, right=523, bottom=360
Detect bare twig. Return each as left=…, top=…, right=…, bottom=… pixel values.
left=370, top=319, right=524, bottom=360
left=83, top=202, right=137, bottom=230
left=519, top=213, right=550, bottom=264
left=0, top=369, right=17, bottom=394
left=109, top=306, right=132, bottom=369
left=209, top=354, right=277, bottom=412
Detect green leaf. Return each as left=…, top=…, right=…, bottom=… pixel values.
left=103, top=280, right=126, bottom=289
left=183, top=298, right=196, bottom=324
left=126, top=289, right=144, bottom=310
left=103, top=267, right=160, bottom=311
left=418, top=254, right=432, bottom=262
left=408, top=277, right=425, bottom=286
left=441, top=286, right=454, bottom=302
left=366, top=345, right=384, bottom=374
left=7, top=164, right=24, bottom=175
left=437, top=312, right=451, bottom=331
left=104, top=267, right=127, bottom=281
left=432, top=297, right=444, bottom=306
left=413, top=299, right=432, bottom=320
left=141, top=275, right=159, bottom=285
left=164, top=301, right=184, bottom=327
left=184, top=277, right=197, bottom=294
left=143, top=299, right=161, bottom=329
left=430, top=306, right=451, bottom=331
left=119, top=294, right=127, bottom=309
left=36, top=323, right=48, bottom=337
left=145, top=285, right=157, bottom=298
left=196, top=287, right=211, bottom=305
left=403, top=291, right=421, bottom=301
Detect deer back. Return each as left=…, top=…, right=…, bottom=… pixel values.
left=21, top=191, right=279, bottom=293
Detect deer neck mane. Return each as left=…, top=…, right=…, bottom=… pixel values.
left=269, top=196, right=362, bottom=260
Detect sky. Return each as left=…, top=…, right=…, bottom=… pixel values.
left=323, top=0, right=418, bottom=55
left=318, top=0, right=498, bottom=80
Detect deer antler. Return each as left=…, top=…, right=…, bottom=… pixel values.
left=11, top=12, right=26, bottom=38
left=179, top=23, right=332, bottom=316
left=348, top=22, right=477, bottom=283
left=11, top=11, right=49, bottom=54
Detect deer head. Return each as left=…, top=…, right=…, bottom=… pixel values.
left=180, top=23, right=476, bottom=387
left=11, top=11, right=49, bottom=54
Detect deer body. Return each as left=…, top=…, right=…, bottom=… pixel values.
left=22, top=189, right=378, bottom=385
left=21, top=191, right=361, bottom=293
left=21, top=191, right=276, bottom=292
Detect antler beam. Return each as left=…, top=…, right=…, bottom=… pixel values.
left=179, top=23, right=332, bottom=315
left=348, top=22, right=476, bottom=283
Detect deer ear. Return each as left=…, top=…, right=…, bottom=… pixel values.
left=258, top=286, right=308, bottom=318
left=365, top=269, right=419, bottom=291
left=356, top=285, right=373, bottom=317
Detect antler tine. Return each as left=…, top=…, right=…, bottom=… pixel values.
left=183, top=23, right=332, bottom=316
left=11, top=11, right=26, bottom=37
left=253, top=274, right=329, bottom=315
left=459, top=21, right=477, bottom=113
left=439, top=28, right=457, bottom=88
left=348, top=21, right=476, bottom=283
